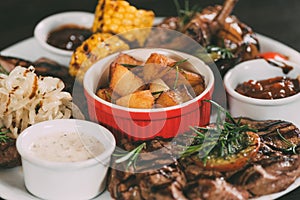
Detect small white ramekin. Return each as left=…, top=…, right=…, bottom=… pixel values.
left=34, top=11, right=94, bottom=65
left=224, top=59, right=300, bottom=128
left=16, top=119, right=116, bottom=200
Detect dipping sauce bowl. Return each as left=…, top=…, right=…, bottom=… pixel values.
left=224, top=59, right=300, bottom=128
left=16, top=119, right=116, bottom=200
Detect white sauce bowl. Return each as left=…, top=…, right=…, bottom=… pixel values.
left=224, top=59, right=300, bottom=128
left=16, top=119, right=116, bottom=200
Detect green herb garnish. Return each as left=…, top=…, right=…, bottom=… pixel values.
left=173, top=65, right=180, bottom=89
left=206, top=45, right=234, bottom=60
left=181, top=100, right=257, bottom=164
left=0, top=127, right=10, bottom=143
left=168, top=59, right=188, bottom=89
left=169, top=58, right=189, bottom=70
left=276, top=129, right=297, bottom=154
left=113, top=142, right=146, bottom=170
left=173, top=0, right=202, bottom=29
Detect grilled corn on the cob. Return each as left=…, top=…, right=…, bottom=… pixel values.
left=92, top=0, right=155, bottom=46
left=69, top=33, right=129, bottom=82
left=69, top=0, right=154, bottom=82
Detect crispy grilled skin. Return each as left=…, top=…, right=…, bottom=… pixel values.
left=146, top=0, right=260, bottom=77
left=107, top=118, right=300, bottom=200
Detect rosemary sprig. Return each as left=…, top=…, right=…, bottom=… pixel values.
left=276, top=129, right=297, bottom=154
left=173, top=65, right=180, bottom=89
left=206, top=45, right=234, bottom=60
left=181, top=100, right=257, bottom=164
left=114, top=142, right=146, bottom=170
left=168, top=59, right=188, bottom=89
left=169, top=58, right=189, bottom=70
left=173, top=0, right=202, bottom=29
left=0, top=127, right=10, bottom=143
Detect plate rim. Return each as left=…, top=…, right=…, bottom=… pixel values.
left=1, top=32, right=300, bottom=200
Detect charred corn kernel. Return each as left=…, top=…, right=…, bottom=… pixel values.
left=92, top=0, right=155, bottom=46
left=69, top=32, right=129, bottom=82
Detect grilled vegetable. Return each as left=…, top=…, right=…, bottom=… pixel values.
left=92, top=0, right=154, bottom=46
left=201, top=131, right=260, bottom=171
left=69, top=33, right=129, bottom=82
left=181, top=100, right=260, bottom=172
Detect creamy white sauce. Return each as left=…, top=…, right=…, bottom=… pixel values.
left=30, top=132, right=105, bottom=162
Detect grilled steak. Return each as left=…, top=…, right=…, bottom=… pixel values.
left=107, top=118, right=300, bottom=200
left=0, top=139, right=21, bottom=168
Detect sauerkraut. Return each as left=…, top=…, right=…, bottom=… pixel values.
left=0, top=66, right=82, bottom=138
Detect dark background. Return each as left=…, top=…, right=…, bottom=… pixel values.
left=0, top=0, right=300, bottom=199
left=1, top=0, right=300, bottom=52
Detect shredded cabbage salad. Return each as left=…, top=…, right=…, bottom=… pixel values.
left=0, top=66, right=81, bottom=138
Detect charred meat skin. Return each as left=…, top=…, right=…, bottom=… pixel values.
left=108, top=138, right=187, bottom=200
left=0, top=139, right=21, bottom=168
left=108, top=117, right=300, bottom=200
left=0, top=55, right=32, bottom=72
left=147, top=0, right=260, bottom=77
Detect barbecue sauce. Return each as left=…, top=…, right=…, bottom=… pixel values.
left=46, top=24, right=92, bottom=51
left=235, top=76, right=300, bottom=99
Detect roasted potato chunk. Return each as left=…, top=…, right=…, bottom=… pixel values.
left=180, top=69, right=205, bottom=87
left=109, top=53, right=143, bottom=80
left=143, top=53, right=176, bottom=82
left=116, top=90, right=154, bottom=109
left=155, top=85, right=194, bottom=108
left=176, top=85, right=194, bottom=102
left=155, top=90, right=182, bottom=108
left=193, top=84, right=206, bottom=96
left=162, top=68, right=205, bottom=96
left=149, top=79, right=170, bottom=98
left=96, top=87, right=120, bottom=102
left=109, top=63, right=144, bottom=97
left=162, top=68, right=190, bottom=88
left=96, top=52, right=206, bottom=109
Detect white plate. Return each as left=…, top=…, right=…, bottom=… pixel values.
left=1, top=32, right=300, bottom=199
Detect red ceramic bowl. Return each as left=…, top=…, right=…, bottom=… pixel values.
left=83, top=48, right=214, bottom=141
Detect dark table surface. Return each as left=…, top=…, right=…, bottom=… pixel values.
left=0, top=0, right=300, bottom=199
